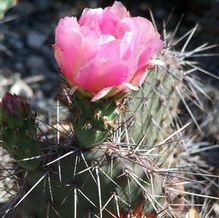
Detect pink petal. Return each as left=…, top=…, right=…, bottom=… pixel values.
left=80, top=2, right=129, bottom=36
left=98, top=34, right=115, bottom=45
left=79, top=8, right=103, bottom=34
left=55, top=17, right=99, bottom=84
left=108, top=1, right=130, bottom=19
left=137, top=39, right=163, bottom=69
left=56, top=17, right=79, bottom=34
left=116, top=17, right=160, bottom=45
left=128, top=40, right=162, bottom=87
left=101, top=11, right=118, bottom=35
left=129, top=66, right=152, bottom=86
left=91, top=82, right=138, bottom=102
left=116, top=17, right=138, bottom=39
left=96, top=40, right=120, bottom=59
left=80, top=27, right=99, bottom=63
left=119, top=31, right=134, bottom=60
left=80, top=9, right=118, bottom=36
left=91, top=87, right=116, bottom=102
left=125, top=38, right=163, bottom=83
left=80, top=25, right=100, bottom=39
left=80, top=8, right=103, bottom=25
left=121, top=82, right=139, bottom=90
left=97, top=33, right=135, bottom=61
left=132, top=17, right=160, bottom=43
left=55, top=17, right=80, bottom=47
left=75, top=58, right=130, bottom=94
left=55, top=18, right=83, bottom=83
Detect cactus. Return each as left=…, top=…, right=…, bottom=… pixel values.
left=2, top=58, right=183, bottom=218
left=11, top=144, right=174, bottom=217
left=0, top=91, right=177, bottom=217
left=0, top=39, right=205, bottom=218
left=0, top=3, right=218, bottom=218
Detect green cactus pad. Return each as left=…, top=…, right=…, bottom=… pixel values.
left=70, top=92, right=121, bottom=148
left=124, top=55, right=183, bottom=146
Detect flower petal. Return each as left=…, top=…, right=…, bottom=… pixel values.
left=108, top=1, right=130, bottom=19
left=55, top=18, right=83, bottom=83
left=54, top=4, right=163, bottom=100
left=96, top=40, right=120, bottom=59
left=137, top=39, right=163, bottom=69
left=91, top=87, right=115, bottom=102
left=75, top=58, right=130, bottom=94
left=132, top=17, right=160, bottom=43
left=79, top=8, right=103, bottom=34
left=129, top=66, right=151, bottom=86
left=119, top=31, right=134, bottom=60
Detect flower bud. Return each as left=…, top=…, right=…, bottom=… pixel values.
left=0, top=93, right=40, bottom=171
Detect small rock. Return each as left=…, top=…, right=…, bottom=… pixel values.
left=27, top=55, right=48, bottom=74
left=9, top=79, right=33, bottom=98
left=33, top=0, right=50, bottom=10
left=8, top=37, right=24, bottom=50
left=27, top=31, right=47, bottom=49
left=213, top=203, right=219, bottom=216
left=14, top=62, right=24, bottom=72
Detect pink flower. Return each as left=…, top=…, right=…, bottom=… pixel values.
left=54, top=1, right=163, bottom=101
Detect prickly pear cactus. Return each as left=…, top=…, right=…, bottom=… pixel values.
left=0, top=92, right=177, bottom=218
left=0, top=2, right=215, bottom=218
left=14, top=144, right=171, bottom=217
left=0, top=59, right=183, bottom=218
left=0, top=56, right=192, bottom=216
